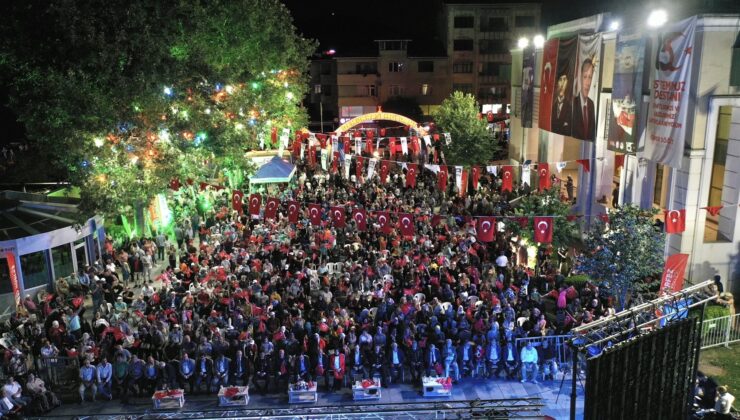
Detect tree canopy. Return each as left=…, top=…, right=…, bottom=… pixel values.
left=0, top=0, right=316, bottom=216
left=503, top=187, right=581, bottom=250
left=432, top=91, right=498, bottom=166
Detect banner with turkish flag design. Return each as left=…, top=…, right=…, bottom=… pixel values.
left=477, top=217, right=496, bottom=242
left=501, top=166, right=514, bottom=192
left=264, top=197, right=280, bottom=220
left=406, top=163, right=418, bottom=188
left=366, top=136, right=374, bottom=155
left=459, top=168, right=469, bottom=197
left=271, top=127, right=277, bottom=145
left=377, top=212, right=392, bottom=234
left=248, top=194, right=261, bottom=217
left=664, top=209, right=686, bottom=233
left=438, top=165, right=448, bottom=191
left=330, top=206, right=346, bottom=228
left=308, top=204, right=322, bottom=226
left=232, top=190, right=244, bottom=214
left=471, top=166, right=480, bottom=190
left=332, top=151, right=339, bottom=173
left=538, top=163, right=551, bottom=192
left=399, top=213, right=415, bottom=236
left=356, top=156, right=364, bottom=179
left=287, top=201, right=300, bottom=223
left=379, top=160, right=390, bottom=183
left=352, top=208, right=367, bottom=231
left=533, top=216, right=553, bottom=243
left=308, top=146, right=316, bottom=166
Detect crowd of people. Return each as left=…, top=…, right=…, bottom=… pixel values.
left=1, top=157, right=640, bottom=415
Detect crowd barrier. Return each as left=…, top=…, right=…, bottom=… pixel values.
left=701, top=313, right=740, bottom=349
left=515, top=335, right=574, bottom=368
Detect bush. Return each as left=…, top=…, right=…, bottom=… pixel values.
left=704, top=304, right=731, bottom=320
left=566, top=275, right=591, bottom=289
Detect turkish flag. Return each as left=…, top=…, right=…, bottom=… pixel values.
left=343, top=138, right=351, bottom=154
left=664, top=209, right=686, bottom=234
left=380, top=128, right=386, bottom=137
left=287, top=200, right=300, bottom=223
left=317, top=133, right=327, bottom=149
left=577, top=159, right=590, bottom=173
left=411, top=136, right=420, bottom=155
left=399, top=213, right=415, bottom=236
left=406, top=163, right=418, bottom=188
left=292, top=136, right=302, bottom=157
left=352, top=208, right=367, bottom=231
left=169, top=178, right=181, bottom=191
left=308, top=204, right=322, bottom=226
left=501, top=165, right=514, bottom=192
left=703, top=206, right=723, bottom=216
left=538, top=163, right=551, bottom=192
left=271, top=127, right=277, bottom=145
left=477, top=217, right=496, bottom=242
left=264, top=197, right=280, bottom=220
left=459, top=168, right=469, bottom=197
left=308, top=146, right=316, bottom=166
left=438, top=165, right=448, bottom=191
left=247, top=194, right=261, bottom=217
left=330, top=206, right=346, bottom=228
left=433, top=134, right=440, bottom=142
left=366, top=136, right=374, bottom=155
left=389, top=137, right=397, bottom=156
left=356, top=156, right=364, bottom=179
left=471, top=166, right=480, bottom=190
left=332, top=151, right=339, bottom=173
left=377, top=212, right=391, bottom=234
left=516, top=217, right=529, bottom=228
left=379, top=160, right=390, bottom=183
left=232, top=190, right=244, bottom=214
left=533, top=217, right=553, bottom=243
left=367, top=130, right=374, bottom=140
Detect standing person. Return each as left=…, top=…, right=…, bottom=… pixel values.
left=519, top=341, right=539, bottom=384
left=141, top=251, right=153, bottom=284
left=79, top=359, right=97, bottom=402
left=565, top=176, right=574, bottom=203
left=157, top=232, right=168, bottom=263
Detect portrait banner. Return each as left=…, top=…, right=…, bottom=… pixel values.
left=608, top=33, right=646, bottom=154
left=572, top=34, right=602, bottom=141
left=550, top=37, right=577, bottom=137
left=521, top=47, right=535, bottom=128
left=642, top=16, right=697, bottom=169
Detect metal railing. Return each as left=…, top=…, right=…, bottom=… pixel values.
left=701, top=313, right=740, bottom=349
left=38, top=356, right=80, bottom=392
left=515, top=335, right=573, bottom=368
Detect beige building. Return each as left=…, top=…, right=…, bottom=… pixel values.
left=441, top=1, right=542, bottom=113
left=509, top=14, right=740, bottom=293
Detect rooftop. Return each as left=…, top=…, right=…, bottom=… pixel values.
left=0, top=190, right=87, bottom=241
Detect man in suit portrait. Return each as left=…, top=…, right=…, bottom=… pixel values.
left=551, top=72, right=572, bottom=136
left=572, top=58, right=596, bottom=140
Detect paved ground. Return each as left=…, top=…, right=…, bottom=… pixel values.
left=35, top=375, right=585, bottom=419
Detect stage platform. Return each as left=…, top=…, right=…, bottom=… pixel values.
left=31, top=375, right=585, bottom=419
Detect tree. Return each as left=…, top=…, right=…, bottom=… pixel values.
left=0, top=0, right=315, bottom=217
left=575, top=205, right=665, bottom=310
left=503, top=188, right=581, bottom=250
left=432, top=91, right=498, bottom=165
left=382, top=96, right=424, bottom=123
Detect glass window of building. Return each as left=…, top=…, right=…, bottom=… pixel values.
left=453, top=39, right=474, bottom=51
left=454, top=16, right=474, bottom=28
left=355, top=62, right=378, bottom=74
left=417, top=61, right=434, bottom=73
left=515, top=16, right=535, bottom=27
left=453, top=61, right=473, bottom=73
left=481, top=17, right=507, bottom=31
left=704, top=105, right=731, bottom=242
left=52, top=244, right=74, bottom=280
left=390, top=85, right=405, bottom=96
left=388, top=62, right=405, bottom=72
left=20, top=251, right=49, bottom=289
left=0, top=258, right=12, bottom=295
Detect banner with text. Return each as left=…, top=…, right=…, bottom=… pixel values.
left=659, top=253, right=689, bottom=295
left=642, top=16, right=697, bottom=169
left=5, top=252, right=21, bottom=307
left=608, top=33, right=646, bottom=154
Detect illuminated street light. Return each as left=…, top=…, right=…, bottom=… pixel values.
left=533, top=35, right=545, bottom=48
left=647, top=9, right=668, bottom=28
left=517, top=37, right=529, bottom=49
left=610, top=20, right=621, bottom=31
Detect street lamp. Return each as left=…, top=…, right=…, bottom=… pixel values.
left=517, top=37, right=529, bottom=49
left=609, top=20, right=621, bottom=31
left=647, top=9, right=668, bottom=28
left=533, top=35, right=545, bottom=49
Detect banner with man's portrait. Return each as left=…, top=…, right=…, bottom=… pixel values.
left=550, top=36, right=577, bottom=137
left=608, top=33, right=646, bottom=154
left=521, top=47, right=535, bottom=128
left=572, top=34, right=601, bottom=141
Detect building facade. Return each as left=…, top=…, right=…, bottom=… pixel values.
left=509, top=13, right=740, bottom=294
left=441, top=1, right=542, bottom=113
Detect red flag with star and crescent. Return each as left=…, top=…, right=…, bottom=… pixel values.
left=471, top=166, right=480, bottom=190
left=538, top=163, right=551, bottom=192
left=379, top=161, right=390, bottom=183
left=703, top=206, right=723, bottom=216
left=501, top=165, right=514, bottom=193
left=352, top=208, right=367, bottom=231
left=308, top=204, right=322, bottom=226
left=533, top=216, right=553, bottom=243
left=406, top=163, right=418, bottom=188
left=264, top=197, right=280, bottom=220
left=330, top=206, right=346, bottom=228
left=664, top=209, right=686, bottom=234
left=248, top=194, right=261, bottom=217
left=376, top=212, right=392, bottom=234
left=287, top=200, right=300, bottom=223
left=356, top=156, right=364, bottom=179
left=332, top=152, right=339, bottom=174
left=399, top=213, right=415, bottom=236
left=232, top=190, right=244, bottom=214
left=438, top=165, right=448, bottom=191
left=477, top=216, right=496, bottom=242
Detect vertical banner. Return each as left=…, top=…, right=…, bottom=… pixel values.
left=643, top=16, right=697, bottom=169
left=550, top=37, right=577, bottom=137
left=659, top=253, right=689, bottom=294
left=608, top=33, right=646, bottom=154
left=521, top=47, right=535, bottom=128
left=367, top=158, right=377, bottom=179
left=5, top=252, right=21, bottom=307
left=538, top=38, right=560, bottom=132
left=521, top=163, right=531, bottom=188
left=572, top=34, right=602, bottom=141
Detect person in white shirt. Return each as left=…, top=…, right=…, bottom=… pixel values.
left=715, top=386, right=735, bottom=415
left=3, top=377, right=29, bottom=407
left=519, top=342, right=539, bottom=384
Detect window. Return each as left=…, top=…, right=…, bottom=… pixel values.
left=421, top=84, right=431, bottom=95
left=705, top=106, right=732, bottom=242
left=452, top=83, right=474, bottom=94
left=480, top=39, right=509, bottom=54
left=515, top=16, right=536, bottom=27
left=480, top=62, right=500, bottom=76
left=453, top=61, right=473, bottom=73
left=481, top=17, right=507, bottom=31
left=340, top=106, right=365, bottom=118
left=453, top=39, right=474, bottom=51
left=388, top=62, right=405, bottom=72
left=52, top=244, right=74, bottom=280
left=417, top=61, right=434, bottom=73
left=20, top=251, right=49, bottom=289
left=359, top=85, right=377, bottom=96
left=390, top=85, right=405, bottom=96
left=0, top=258, right=10, bottom=295
left=314, top=84, right=322, bottom=94
left=454, top=16, right=474, bottom=28
left=380, top=40, right=406, bottom=51
left=355, top=62, right=378, bottom=74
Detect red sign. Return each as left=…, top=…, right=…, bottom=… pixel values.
left=6, top=252, right=21, bottom=307
left=659, top=253, right=689, bottom=294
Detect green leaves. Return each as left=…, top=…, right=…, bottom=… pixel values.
left=432, top=92, right=499, bottom=166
